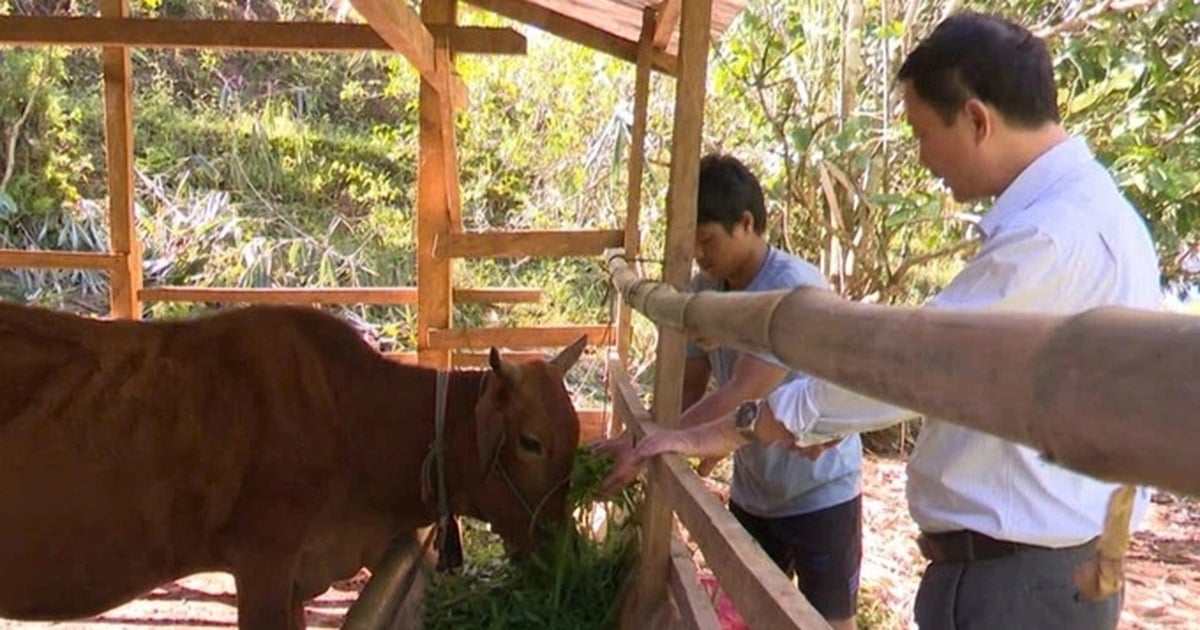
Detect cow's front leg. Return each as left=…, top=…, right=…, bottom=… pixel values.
left=233, top=556, right=301, bottom=630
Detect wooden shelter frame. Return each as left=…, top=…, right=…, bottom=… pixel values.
left=0, top=1, right=832, bottom=628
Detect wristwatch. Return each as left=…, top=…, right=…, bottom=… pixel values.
left=734, top=399, right=764, bottom=443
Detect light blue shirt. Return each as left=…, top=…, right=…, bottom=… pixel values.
left=689, top=247, right=862, bottom=517
left=767, top=137, right=1162, bottom=545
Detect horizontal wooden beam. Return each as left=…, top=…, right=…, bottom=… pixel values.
left=137, top=286, right=540, bottom=305
left=0, top=16, right=525, bottom=55
left=463, top=0, right=678, bottom=75
left=0, top=249, right=119, bottom=270
left=453, top=286, right=542, bottom=303
left=427, top=325, right=614, bottom=350
left=436, top=229, right=624, bottom=259
left=609, top=359, right=830, bottom=630
left=669, top=535, right=723, bottom=630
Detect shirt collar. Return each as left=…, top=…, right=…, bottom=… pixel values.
left=979, top=136, right=1094, bottom=238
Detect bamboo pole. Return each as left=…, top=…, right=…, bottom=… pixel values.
left=604, top=248, right=1200, bottom=498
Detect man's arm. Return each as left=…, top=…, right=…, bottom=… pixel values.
left=681, top=356, right=712, bottom=413
left=767, top=223, right=1068, bottom=439
left=681, top=353, right=788, bottom=428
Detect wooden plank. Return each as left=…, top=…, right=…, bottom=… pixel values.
left=653, top=0, right=682, bottom=49
left=661, top=439, right=830, bottom=629
left=136, top=286, right=539, bottom=305
left=100, top=0, right=141, bottom=320
left=610, top=360, right=827, bottom=630
left=616, top=8, right=656, bottom=368
left=577, top=408, right=609, bottom=444
left=0, top=249, right=120, bottom=270
left=414, top=0, right=458, bottom=369
left=427, top=325, right=614, bottom=350
left=0, top=16, right=525, bottom=55
left=669, top=535, right=723, bottom=630
left=436, top=229, right=624, bottom=259
left=463, top=0, right=678, bottom=75
left=348, top=0, right=467, bottom=105
left=624, top=0, right=713, bottom=621
left=140, top=286, right=419, bottom=305
left=454, top=286, right=541, bottom=304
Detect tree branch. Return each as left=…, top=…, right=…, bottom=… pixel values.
left=2, top=90, right=38, bottom=191
left=1033, top=0, right=1164, bottom=39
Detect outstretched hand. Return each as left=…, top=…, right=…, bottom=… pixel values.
left=591, top=425, right=692, bottom=496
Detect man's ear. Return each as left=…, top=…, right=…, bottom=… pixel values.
left=964, top=98, right=992, bottom=144
left=739, top=210, right=755, bottom=233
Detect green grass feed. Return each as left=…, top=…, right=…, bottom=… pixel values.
left=422, top=447, right=643, bottom=630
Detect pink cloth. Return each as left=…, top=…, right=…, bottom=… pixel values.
left=698, top=571, right=749, bottom=630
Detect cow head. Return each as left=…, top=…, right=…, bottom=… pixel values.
left=472, top=336, right=585, bottom=557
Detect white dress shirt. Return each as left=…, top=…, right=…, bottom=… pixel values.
left=766, top=137, right=1163, bottom=547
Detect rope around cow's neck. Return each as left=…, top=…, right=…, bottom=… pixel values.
left=434, top=369, right=450, bottom=528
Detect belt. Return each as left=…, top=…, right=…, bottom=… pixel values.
left=917, top=530, right=1045, bottom=563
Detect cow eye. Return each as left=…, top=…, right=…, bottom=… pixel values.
left=518, top=433, right=543, bottom=455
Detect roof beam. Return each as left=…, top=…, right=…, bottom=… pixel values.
left=0, top=16, right=525, bottom=55
left=464, top=0, right=678, bottom=75
left=347, top=0, right=467, bottom=106
left=653, top=0, right=681, bottom=49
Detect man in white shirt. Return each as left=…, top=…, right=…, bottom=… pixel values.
left=599, top=12, right=1161, bottom=629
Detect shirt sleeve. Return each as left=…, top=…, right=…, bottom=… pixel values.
left=767, top=223, right=1069, bottom=440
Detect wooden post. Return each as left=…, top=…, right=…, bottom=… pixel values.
left=416, top=0, right=459, bottom=368
left=100, top=0, right=141, bottom=319
left=621, top=0, right=712, bottom=624
left=615, top=7, right=655, bottom=368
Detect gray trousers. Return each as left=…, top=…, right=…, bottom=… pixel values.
left=914, top=540, right=1122, bottom=630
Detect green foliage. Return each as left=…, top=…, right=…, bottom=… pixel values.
left=423, top=447, right=642, bottom=629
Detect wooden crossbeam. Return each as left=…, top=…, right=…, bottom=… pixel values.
left=436, top=229, right=624, bottom=259
left=427, top=325, right=614, bottom=350
left=0, top=249, right=120, bottom=270
left=348, top=0, right=467, bottom=106
left=0, top=16, right=526, bottom=55
left=463, top=0, right=678, bottom=75
left=137, top=286, right=541, bottom=305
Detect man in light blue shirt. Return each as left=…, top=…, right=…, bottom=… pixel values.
left=680, top=153, right=862, bottom=629
left=600, top=13, right=1161, bottom=630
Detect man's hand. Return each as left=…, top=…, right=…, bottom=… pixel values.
left=695, top=456, right=724, bottom=477
left=594, top=424, right=705, bottom=496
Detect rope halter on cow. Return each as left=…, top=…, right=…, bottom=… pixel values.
left=419, top=370, right=458, bottom=570
left=420, top=366, right=573, bottom=559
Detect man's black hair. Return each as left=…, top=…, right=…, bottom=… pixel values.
left=897, top=12, right=1059, bottom=128
left=697, top=153, right=767, bottom=234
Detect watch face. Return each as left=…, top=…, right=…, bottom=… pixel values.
left=735, top=401, right=757, bottom=429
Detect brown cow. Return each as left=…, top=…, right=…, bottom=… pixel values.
left=0, top=301, right=584, bottom=628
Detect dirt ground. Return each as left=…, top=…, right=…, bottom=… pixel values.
left=854, top=457, right=1200, bottom=629
left=0, top=455, right=1196, bottom=629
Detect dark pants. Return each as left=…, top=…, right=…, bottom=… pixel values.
left=730, top=496, right=862, bottom=620
left=915, top=536, right=1122, bottom=630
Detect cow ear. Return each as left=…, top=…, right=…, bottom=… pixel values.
left=489, top=347, right=521, bottom=388
left=548, top=335, right=586, bottom=374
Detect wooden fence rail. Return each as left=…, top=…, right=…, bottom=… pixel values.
left=609, top=358, right=831, bottom=630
